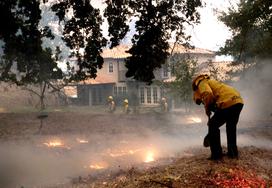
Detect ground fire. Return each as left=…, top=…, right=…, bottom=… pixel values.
left=108, top=148, right=142, bottom=157
left=204, top=167, right=267, bottom=187
left=0, top=112, right=271, bottom=188
left=144, top=150, right=155, bottom=163
left=43, top=139, right=71, bottom=149
left=43, top=141, right=63, bottom=147
left=89, top=163, right=108, bottom=170
left=76, top=138, right=89, bottom=144
left=189, top=116, right=202, bottom=123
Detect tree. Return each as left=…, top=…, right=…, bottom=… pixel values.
left=105, top=0, right=202, bottom=83
left=206, top=60, right=229, bottom=81
left=52, top=0, right=202, bottom=83
left=0, top=1, right=64, bottom=111
left=218, top=0, right=272, bottom=62
left=1, top=0, right=203, bottom=88
left=0, top=1, right=71, bottom=132
left=167, top=55, right=197, bottom=111
left=51, top=0, right=107, bottom=81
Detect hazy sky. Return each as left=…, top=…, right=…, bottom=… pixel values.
left=91, top=0, right=238, bottom=53
left=42, top=0, right=238, bottom=61
left=189, top=0, right=233, bottom=51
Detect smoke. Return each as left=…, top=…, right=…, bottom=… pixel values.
left=0, top=141, right=91, bottom=188
left=0, top=111, right=271, bottom=188
left=238, top=135, right=272, bottom=149
left=231, top=60, right=272, bottom=120
left=0, top=116, right=207, bottom=188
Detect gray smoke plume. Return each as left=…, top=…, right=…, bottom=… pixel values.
left=0, top=61, right=271, bottom=188
left=232, top=60, right=272, bottom=120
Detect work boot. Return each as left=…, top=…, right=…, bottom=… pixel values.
left=227, top=147, right=238, bottom=159
left=203, top=134, right=210, bottom=147
left=208, top=153, right=223, bottom=160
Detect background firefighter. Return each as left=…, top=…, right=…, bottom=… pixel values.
left=107, top=96, right=116, bottom=113
left=161, top=97, right=168, bottom=113
left=192, top=74, right=244, bottom=160
left=123, top=99, right=130, bottom=114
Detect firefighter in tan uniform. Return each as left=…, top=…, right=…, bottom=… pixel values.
left=161, top=97, right=168, bottom=113
left=192, top=75, right=244, bottom=160
left=107, top=96, right=116, bottom=113
left=123, top=99, right=130, bottom=114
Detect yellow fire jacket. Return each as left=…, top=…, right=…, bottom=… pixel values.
left=123, top=103, right=129, bottom=112
left=193, top=75, right=243, bottom=112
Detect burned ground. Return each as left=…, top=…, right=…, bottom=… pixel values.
left=0, top=110, right=271, bottom=188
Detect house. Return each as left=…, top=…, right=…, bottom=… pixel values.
left=76, top=44, right=215, bottom=107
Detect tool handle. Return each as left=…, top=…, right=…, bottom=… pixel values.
left=207, top=115, right=211, bottom=126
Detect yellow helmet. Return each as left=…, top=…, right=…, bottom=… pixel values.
left=108, top=96, right=113, bottom=100
left=124, top=99, right=128, bottom=103
left=192, top=74, right=210, bottom=91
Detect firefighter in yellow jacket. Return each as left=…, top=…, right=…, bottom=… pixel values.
left=123, top=99, right=129, bottom=114
left=161, top=97, right=168, bottom=113
left=107, top=96, right=116, bottom=113
left=192, top=74, right=243, bottom=160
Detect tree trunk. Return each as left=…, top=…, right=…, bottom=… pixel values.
left=39, top=82, right=47, bottom=111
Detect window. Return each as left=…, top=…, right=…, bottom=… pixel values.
left=153, top=87, right=158, bottom=103
left=147, top=87, right=151, bottom=103
left=98, top=88, right=102, bottom=103
left=140, top=87, right=145, bottom=104
left=113, top=86, right=117, bottom=96
left=114, top=86, right=127, bottom=96
left=122, top=87, right=127, bottom=95
left=118, top=87, right=122, bottom=95
left=109, top=62, right=113, bottom=73
left=92, top=88, right=97, bottom=104
left=160, top=88, right=164, bottom=99
left=163, top=65, right=168, bottom=78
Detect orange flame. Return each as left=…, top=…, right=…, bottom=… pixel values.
left=76, top=138, right=89, bottom=144
left=43, top=141, right=63, bottom=147
left=89, top=163, right=108, bottom=170
left=187, top=116, right=202, bottom=123
left=144, top=150, right=155, bottom=163
left=109, top=149, right=141, bottom=157
left=43, top=140, right=71, bottom=149
left=192, top=117, right=202, bottom=123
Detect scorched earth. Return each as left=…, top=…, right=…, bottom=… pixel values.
left=0, top=110, right=271, bottom=188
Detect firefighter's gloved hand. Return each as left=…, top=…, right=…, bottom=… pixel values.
left=195, top=99, right=202, bottom=105
left=206, top=109, right=211, bottom=117
left=203, top=134, right=210, bottom=147
left=207, top=117, right=211, bottom=127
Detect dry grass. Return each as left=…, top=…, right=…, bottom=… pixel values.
left=0, top=109, right=271, bottom=188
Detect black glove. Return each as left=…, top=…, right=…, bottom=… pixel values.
left=203, top=134, right=210, bottom=147
left=195, top=99, right=202, bottom=105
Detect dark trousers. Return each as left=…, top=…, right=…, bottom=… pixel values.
left=208, top=103, right=243, bottom=158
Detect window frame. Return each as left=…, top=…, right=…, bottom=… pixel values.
left=146, top=87, right=151, bottom=104
left=162, top=65, right=169, bottom=78
left=153, top=87, right=158, bottom=103
left=109, top=62, right=113, bottom=73
left=140, top=87, right=145, bottom=104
